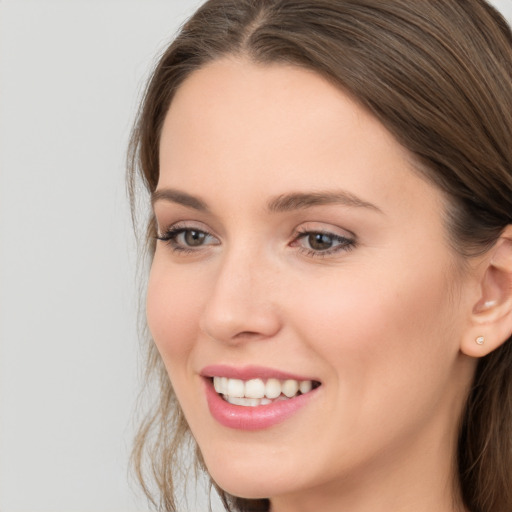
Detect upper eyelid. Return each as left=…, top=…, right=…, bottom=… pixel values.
left=156, top=219, right=213, bottom=234
left=158, top=225, right=218, bottom=241
left=294, top=230, right=353, bottom=241
left=156, top=220, right=356, bottom=242
left=293, top=222, right=356, bottom=239
left=292, top=230, right=355, bottom=246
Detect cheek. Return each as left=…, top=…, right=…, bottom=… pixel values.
left=288, top=259, right=459, bottom=396
left=146, top=256, right=204, bottom=366
left=280, top=261, right=464, bottom=464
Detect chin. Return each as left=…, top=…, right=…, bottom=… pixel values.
left=213, top=480, right=279, bottom=502
left=203, top=455, right=295, bottom=500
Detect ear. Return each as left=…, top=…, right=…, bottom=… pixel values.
left=461, top=225, right=512, bottom=358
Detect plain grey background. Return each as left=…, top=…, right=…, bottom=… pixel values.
left=1, top=1, right=511, bottom=511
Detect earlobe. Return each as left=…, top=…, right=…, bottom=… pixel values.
left=461, top=225, right=512, bottom=358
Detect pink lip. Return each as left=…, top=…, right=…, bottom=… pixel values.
left=201, top=366, right=321, bottom=431
left=200, top=364, right=318, bottom=382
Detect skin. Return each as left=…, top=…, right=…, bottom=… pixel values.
left=147, top=58, right=481, bottom=512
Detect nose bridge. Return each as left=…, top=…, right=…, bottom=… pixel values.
left=200, top=241, right=281, bottom=343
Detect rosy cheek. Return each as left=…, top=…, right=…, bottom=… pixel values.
left=288, top=266, right=427, bottom=369
left=146, top=263, right=201, bottom=362
left=287, top=274, right=381, bottom=347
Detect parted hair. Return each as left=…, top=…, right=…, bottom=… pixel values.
left=128, top=1, right=512, bottom=511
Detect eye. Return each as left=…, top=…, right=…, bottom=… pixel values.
left=292, top=229, right=355, bottom=257
left=156, top=225, right=219, bottom=252
left=306, top=233, right=338, bottom=251
left=181, top=229, right=208, bottom=247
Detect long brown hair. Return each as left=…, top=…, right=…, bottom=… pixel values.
left=128, top=1, right=512, bottom=511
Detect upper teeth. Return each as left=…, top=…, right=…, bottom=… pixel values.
left=213, top=377, right=313, bottom=399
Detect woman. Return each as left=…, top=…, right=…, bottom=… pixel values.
left=128, top=1, right=512, bottom=511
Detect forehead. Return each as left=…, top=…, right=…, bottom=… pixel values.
left=158, top=58, right=440, bottom=222
left=162, top=58, right=376, bottom=146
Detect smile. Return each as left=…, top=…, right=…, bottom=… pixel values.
left=201, top=366, right=322, bottom=430
left=213, top=377, right=318, bottom=406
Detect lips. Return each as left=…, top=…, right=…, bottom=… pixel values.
left=201, top=365, right=321, bottom=430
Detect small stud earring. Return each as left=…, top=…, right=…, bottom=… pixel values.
left=475, top=336, right=485, bottom=345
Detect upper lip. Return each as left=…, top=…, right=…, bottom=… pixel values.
left=200, top=364, right=320, bottom=382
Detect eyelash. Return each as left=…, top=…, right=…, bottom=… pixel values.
left=155, top=225, right=218, bottom=254
left=292, top=228, right=356, bottom=257
left=155, top=225, right=356, bottom=258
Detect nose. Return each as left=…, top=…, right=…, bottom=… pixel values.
left=199, top=247, right=282, bottom=345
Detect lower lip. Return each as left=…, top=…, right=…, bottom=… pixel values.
left=204, top=378, right=319, bottom=430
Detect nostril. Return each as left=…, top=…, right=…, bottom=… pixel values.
left=233, top=331, right=265, bottom=340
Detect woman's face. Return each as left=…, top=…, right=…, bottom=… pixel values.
left=148, top=59, right=478, bottom=506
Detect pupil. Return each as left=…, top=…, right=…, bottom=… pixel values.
left=309, top=233, right=333, bottom=250
left=185, top=230, right=205, bottom=246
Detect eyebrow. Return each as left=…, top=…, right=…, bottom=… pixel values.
left=267, top=190, right=382, bottom=213
left=151, top=189, right=209, bottom=211
left=151, top=188, right=382, bottom=214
